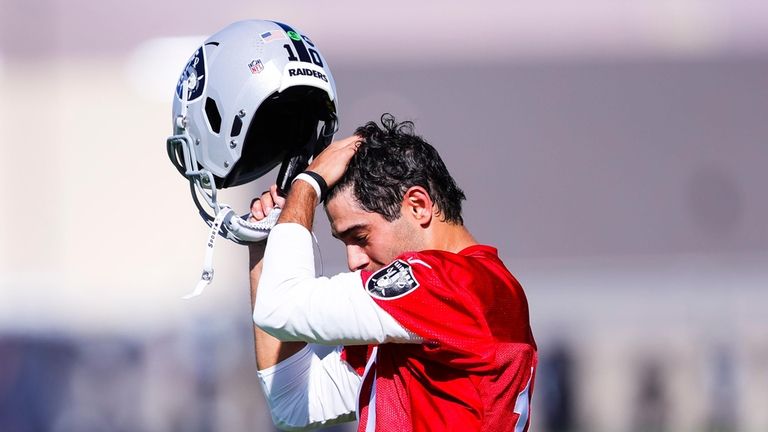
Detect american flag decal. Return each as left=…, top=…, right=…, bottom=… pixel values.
left=260, top=30, right=285, bottom=43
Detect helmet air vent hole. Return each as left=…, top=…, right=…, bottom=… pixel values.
left=230, top=116, right=243, bottom=137
left=205, top=97, right=222, bottom=134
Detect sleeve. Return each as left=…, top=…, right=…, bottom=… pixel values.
left=257, top=344, right=361, bottom=431
left=360, top=253, right=492, bottom=368
left=254, top=223, right=421, bottom=345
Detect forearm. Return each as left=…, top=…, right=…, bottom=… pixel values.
left=249, top=181, right=317, bottom=370
left=249, top=242, right=306, bottom=370
left=254, top=223, right=419, bottom=345
left=253, top=182, right=318, bottom=345
left=277, top=180, right=318, bottom=229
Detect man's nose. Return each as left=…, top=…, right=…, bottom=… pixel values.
left=346, top=245, right=370, bottom=272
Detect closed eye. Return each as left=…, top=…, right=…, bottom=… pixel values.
left=333, top=223, right=370, bottom=245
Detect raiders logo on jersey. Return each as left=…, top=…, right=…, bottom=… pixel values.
left=366, top=259, right=420, bottom=300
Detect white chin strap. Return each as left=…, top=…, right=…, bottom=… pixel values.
left=183, top=206, right=282, bottom=299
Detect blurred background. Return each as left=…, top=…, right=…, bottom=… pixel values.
left=1, top=0, right=767, bottom=431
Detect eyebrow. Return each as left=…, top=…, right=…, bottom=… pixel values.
left=332, top=223, right=368, bottom=240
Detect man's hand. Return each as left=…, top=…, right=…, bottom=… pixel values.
left=248, top=184, right=284, bottom=262
left=250, top=184, right=286, bottom=221
left=306, top=135, right=361, bottom=188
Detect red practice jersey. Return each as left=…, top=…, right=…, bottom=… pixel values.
left=343, top=245, right=538, bottom=432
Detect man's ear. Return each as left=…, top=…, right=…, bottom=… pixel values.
left=402, top=186, right=433, bottom=226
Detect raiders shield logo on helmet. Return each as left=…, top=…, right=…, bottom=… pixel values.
left=367, top=259, right=420, bottom=300
left=175, top=46, right=206, bottom=103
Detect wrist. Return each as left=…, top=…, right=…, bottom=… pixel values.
left=278, top=180, right=317, bottom=232
left=292, top=171, right=328, bottom=203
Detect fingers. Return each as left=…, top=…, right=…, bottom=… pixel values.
left=269, top=184, right=286, bottom=208
left=250, top=197, right=265, bottom=220
left=252, top=135, right=361, bottom=221
left=251, top=192, right=271, bottom=220
left=250, top=185, right=286, bottom=221
left=261, top=189, right=275, bottom=214
left=307, top=135, right=362, bottom=188
left=326, top=135, right=362, bottom=156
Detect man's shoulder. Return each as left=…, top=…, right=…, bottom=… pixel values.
left=363, top=244, right=515, bottom=301
left=396, top=244, right=503, bottom=272
left=402, top=245, right=522, bottom=295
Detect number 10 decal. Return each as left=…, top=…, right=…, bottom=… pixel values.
left=283, top=44, right=324, bottom=67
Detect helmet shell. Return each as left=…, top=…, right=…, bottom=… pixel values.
left=172, top=20, right=337, bottom=188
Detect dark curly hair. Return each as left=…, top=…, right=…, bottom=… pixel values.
left=326, top=114, right=466, bottom=224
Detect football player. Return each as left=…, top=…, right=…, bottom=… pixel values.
left=250, top=115, right=538, bottom=431
left=168, top=20, right=536, bottom=432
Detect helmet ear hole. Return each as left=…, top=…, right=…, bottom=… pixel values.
left=205, top=98, right=222, bottom=134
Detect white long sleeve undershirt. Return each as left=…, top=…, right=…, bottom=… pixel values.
left=253, top=223, right=421, bottom=429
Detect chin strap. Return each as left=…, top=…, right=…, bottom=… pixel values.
left=182, top=206, right=282, bottom=299
left=182, top=207, right=232, bottom=299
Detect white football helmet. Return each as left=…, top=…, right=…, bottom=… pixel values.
left=167, top=20, right=337, bottom=245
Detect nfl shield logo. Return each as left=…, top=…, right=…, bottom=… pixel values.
left=249, top=59, right=264, bottom=74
